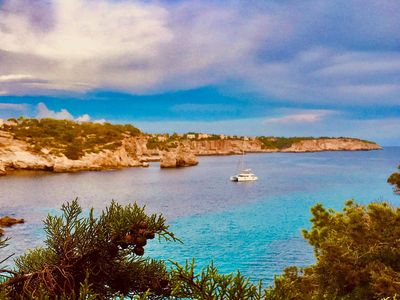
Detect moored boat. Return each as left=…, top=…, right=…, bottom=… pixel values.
left=230, top=168, right=258, bottom=181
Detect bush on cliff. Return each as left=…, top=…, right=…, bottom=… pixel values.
left=2, top=117, right=141, bottom=159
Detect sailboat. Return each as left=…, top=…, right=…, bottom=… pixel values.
left=230, top=144, right=258, bottom=182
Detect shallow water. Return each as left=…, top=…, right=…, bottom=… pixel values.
left=1, top=147, right=399, bottom=283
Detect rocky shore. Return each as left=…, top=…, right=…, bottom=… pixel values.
left=0, top=126, right=381, bottom=176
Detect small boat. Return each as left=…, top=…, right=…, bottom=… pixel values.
left=230, top=143, right=258, bottom=182
left=230, top=169, right=258, bottom=182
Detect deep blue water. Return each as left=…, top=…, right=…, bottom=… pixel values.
left=0, top=147, right=399, bottom=284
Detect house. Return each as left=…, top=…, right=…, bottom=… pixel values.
left=186, top=134, right=196, bottom=139
left=198, top=133, right=210, bottom=139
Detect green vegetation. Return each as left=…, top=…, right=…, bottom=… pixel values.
left=257, top=137, right=315, bottom=149
left=266, top=200, right=400, bottom=299
left=388, top=165, right=400, bottom=194
left=257, top=136, right=365, bottom=150
left=2, top=118, right=140, bottom=159
left=0, top=200, right=176, bottom=298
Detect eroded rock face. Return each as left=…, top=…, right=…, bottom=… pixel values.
left=0, top=131, right=144, bottom=174
left=282, top=138, right=382, bottom=152
left=160, top=148, right=198, bottom=168
left=176, top=148, right=198, bottom=167
left=0, top=162, right=6, bottom=176
left=160, top=151, right=176, bottom=168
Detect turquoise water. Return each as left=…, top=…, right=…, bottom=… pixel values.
left=0, top=148, right=399, bottom=284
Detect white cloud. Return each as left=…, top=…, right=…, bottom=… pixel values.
left=264, top=109, right=335, bottom=124
left=35, top=102, right=106, bottom=124
left=93, top=119, right=106, bottom=124
left=75, top=114, right=91, bottom=123
left=35, top=103, right=107, bottom=123
left=0, top=103, right=27, bottom=111
left=36, top=102, right=74, bottom=120
left=0, top=74, right=34, bottom=82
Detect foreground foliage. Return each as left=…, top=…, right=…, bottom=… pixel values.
left=1, top=200, right=176, bottom=298
left=0, top=201, right=267, bottom=299
left=266, top=200, right=400, bottom=299
left=2, top=199, right=400, bottom=299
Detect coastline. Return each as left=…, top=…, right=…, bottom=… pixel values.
left=0, top=145, right=383, bottom=176
left=0, top=121, right=382, bottom=176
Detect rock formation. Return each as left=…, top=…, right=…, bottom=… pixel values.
left=160, top=147, right=198, bottom=168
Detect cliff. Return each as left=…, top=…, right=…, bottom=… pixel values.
left=0, top=118, right=382, bottom=176
left=281, top=138, right=381, bottom=152
left=0, top=131, right=146, bottom=174
left=183, top=138, right=381, bottom=155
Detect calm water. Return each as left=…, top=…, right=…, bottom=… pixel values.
left=1, top=148, right=399, bottom=284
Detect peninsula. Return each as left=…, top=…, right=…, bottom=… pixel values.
left=0, top=118, right=381, bottom=176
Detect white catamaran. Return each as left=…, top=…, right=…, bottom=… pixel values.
left=230, top=146, right=258, bottom=182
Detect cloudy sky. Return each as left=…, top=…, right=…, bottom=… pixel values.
left=0, top=0, right=399, bottom=145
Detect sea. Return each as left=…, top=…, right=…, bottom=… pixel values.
left=1, top=147, right=399, bottom=285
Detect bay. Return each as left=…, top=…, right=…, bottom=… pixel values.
left=0, top=147, right=399, bottom=283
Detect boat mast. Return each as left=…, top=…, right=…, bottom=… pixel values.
left=240, top=139, right=245, bottom=170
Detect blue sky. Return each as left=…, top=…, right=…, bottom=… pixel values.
left=0, top=0, right=399, bottom=145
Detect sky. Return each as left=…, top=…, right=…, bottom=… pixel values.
left=0, top=0, right=399, bottom=145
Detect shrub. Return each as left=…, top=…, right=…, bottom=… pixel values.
left=2, top=118, right=141, bottom=159
left=388, top=165, right=400, bottom=194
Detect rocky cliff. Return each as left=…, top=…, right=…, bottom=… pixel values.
left=0, top=130, right=145, bottom=175
left=281, top=138, right=381, bottom=152
left=0, top=125, right=381, bottom=176
left=183, top=138, right=381, bottom=155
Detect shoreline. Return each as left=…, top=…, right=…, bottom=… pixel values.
left=1, top=147, right=383, bottom=177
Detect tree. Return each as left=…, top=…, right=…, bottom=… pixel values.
left=388, top=165, right=400, bottom=194
left=0, top=200, right=177, bottom=298
left=266, top=200, right=400, bottom=299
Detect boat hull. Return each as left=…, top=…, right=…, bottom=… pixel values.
left=230, top=176, right=258, bottom=182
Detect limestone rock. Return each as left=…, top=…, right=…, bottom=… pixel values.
left=0, top=162, right=6, bottom=176
left=176, top=148, right=198, bottom=167
left=283, top=138, right=382, bottom=152
left=160, top=151, right=176, bottom=168
left=160, top=148, right=198, bottom=168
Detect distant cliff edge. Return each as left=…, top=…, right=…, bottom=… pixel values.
left=0, top=118, right=381, bottom=176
